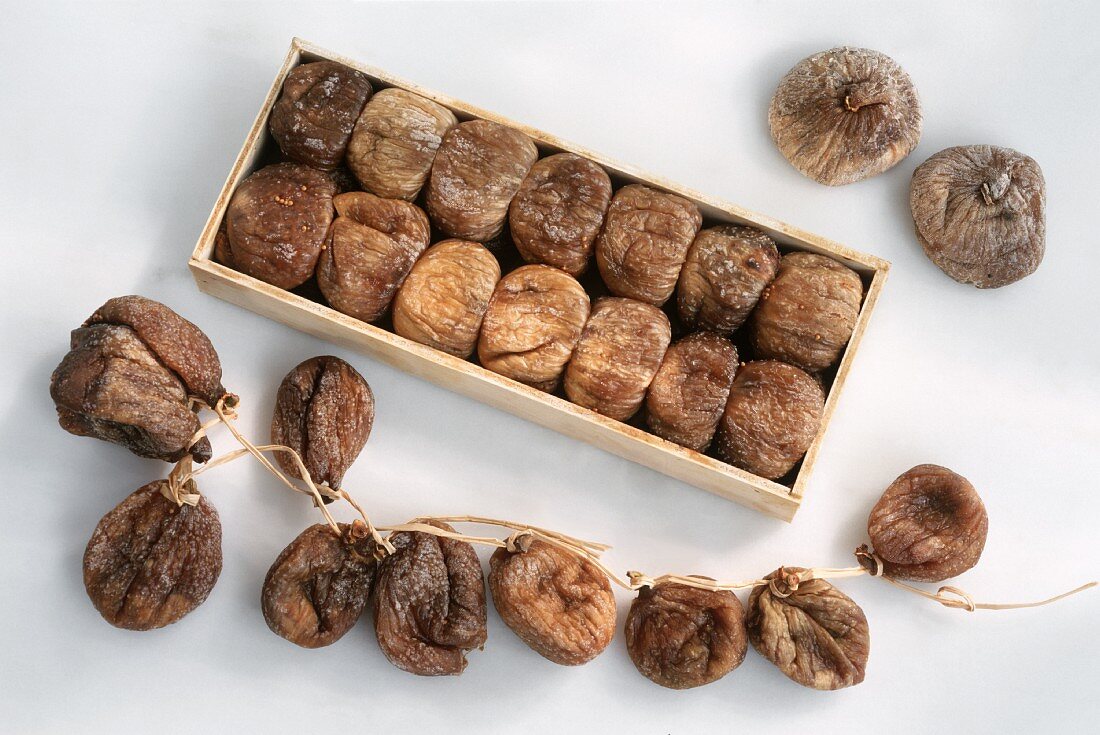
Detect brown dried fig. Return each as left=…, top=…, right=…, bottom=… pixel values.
left=489, top=539, right=616, bottom=666
left=750, top=252, right=863, bottom=372
left=867, top=464, right=988, bottom=582
left=83, top=481, right=222, bottom=630
left=625, top=581, right=748, bottom=689
left=347, top=88, right=458, bottom=200
left=910, top=145, right=1046, bottom=288
left=769, top=47, right=921, bottom=185
left=563, top=297, right=672, bottom=421
left=509, top=153, right=613, bottom=276
left=595, top=184, right=702, bottom=306
left=269, top=61, right=373, bottom=169
left=715, top=360, right=824, bottom=480
left=677, top=225, right=780, bottom=333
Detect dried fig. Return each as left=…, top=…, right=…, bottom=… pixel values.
left=769, top=47, right=921, bottom=185
left=477, top=265, right=591, bottom=392
left=910, top=145, right=1046, bottom=288
left=749, top=252, right=863, bottom=372
left=83, top=481, right=222, bottom=630
left=645, top=332, right=738, bottom=452
left=269, top=61, right=373, bottom=169
left=563, top=297, right=672, bottom=421
left=746, top=568, right=870, bottom=690
left=489, top=539, right=615, bottom=666
left=867, top=464, right=988, bottom=582
left=347, top=88, right=458, bottom=201
left=677, top=225, right=780, bottom=333
left=426, top=119, right=538, bottom=242
left=509, top=153, right=613, bottom=276
left=595, top=184, right=702, bottom=306
left=625, top=581, right=748, bottom=689
left=392, top=239, right=501, bottom=358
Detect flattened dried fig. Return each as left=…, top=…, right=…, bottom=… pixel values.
left=426, top=119, right=538, bottom=242
left=769, top=47, right=921, bottom=185
left=645, top=332, right=738, bottom=452
left=867, top=464, right=988, bottom=582
left=477, top=265, right=591, bottom=392
left=715, top=361, right=824, bottom=480
left=347, top=88, right=458, bottom=200
left=677, top=225, right=780, bottom=333
left=625, top=581, right=748, bottom=689
left=392, top=239, right=501, bottom=358
left=910, top=145, right=1046, bottom=288
left=269, top=61, right=373, bottom=169
left=509, top=153, right=613, bottom=276
left=746, top=568, right=869, bottom=690
left=83, top=481, right=222, bottom=630
left=489, top=539, right=615, bottom=666
left=563, top=297, right=672, bottom=421
left=262, top=522, right=377, bottom=648
left=595, top=184, right=702, bottom=306
left=750, top=252, right=863, bottom=372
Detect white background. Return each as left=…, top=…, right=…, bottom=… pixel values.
left=2, top=2, right=1098, bottom=733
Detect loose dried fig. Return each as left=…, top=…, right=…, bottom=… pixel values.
left=316, top=192, right=431, bottom=322
left=269, top=61, right=373, bottom=169
left=910, top=145, right=1046, bottom=288
left=347, top=88, right=458, bottom=200
left=867, top=464, right=988, bottom=582
left=392, top=239, right=501, bottom=358
left=715, top=360, right=824, bottom=480
left=746, top=568, right=870, bottom=690
left=769, top=47, right=921, bottom=186
left=749, top=252, right=863, bottom=372
left=373, top=524, right=487, bottom=676
left=477, top=265, right=591, bottom=392
left=625, top=581, right=748, bottom=689
left=489, top=539, right=615, bottom=666
left=426, top=119, right=538, bottom=242
left=83, top=481, right=222, bottom=630
left=225, top=163, right=337, bottom=289
left=645, top=332, right=738, bottom=452
left=677, top=225, right=780, bottom=333
left=563, top=297, right=672, bottom=421
left=595, top=184, right=702, bottom=306
left=261, top=522, right=377, bottom=648
left=509, top=153, right=613, bottom=276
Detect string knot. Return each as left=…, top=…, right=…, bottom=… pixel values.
left=162, top=456, right=201, bottom=507
left=505, top=530, right=534, bottom=553
left=627, top=571, right=656, bottom=590
left=768, top=567, right=806, bottom=598
left=854, top=544, right=885, bottom=577
left=937, top=586, right=978, bottom=612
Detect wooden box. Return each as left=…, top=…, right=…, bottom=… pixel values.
left=189, top=38, right=890, bottom=521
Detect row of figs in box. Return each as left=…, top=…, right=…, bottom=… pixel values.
left=214, top=60, right=866, bottom=481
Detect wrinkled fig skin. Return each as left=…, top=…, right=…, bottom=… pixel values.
left=746, top=568, right=870, bottom=690
left=769, top=47, right=922, bottom=186
left=563, top=297, right=672, bottom=422
left=271, top=356, right=374, bottom=493
left=715, top=361, right=824, bottom=480
left=625, top=582, right=748, bottom=690
left=677, top=225, right=780, bottom=333
left=489, top=539, right=616, bottom=666
left=910, top=145, right=1046, bottom=288
left=225, top=163, right=337, bottom=289
left=347, top=88, right=458, bottom=201
left=261, top=523, right=377, bottom=648
left=392, top=240, right=501, bottom=358
left=269, top=61, right=373, bottom=169
left=509, top=153, right=613, bottom=276
left=595, top=184, right=702, bottom=306
left=645, top=332, right=738, bottom=453
left=477, top=265, right=591, bottom=392
left=750, top=252, right=864, bottom=372
left=316, top=192, right=431, bottom=322
left=868, top=464, right=989, bottom=582
left=426, top=119, right=539, bottom=242
left=83, top=481, right=222, bottom=631
left=374, top=524, right=488, bottom=676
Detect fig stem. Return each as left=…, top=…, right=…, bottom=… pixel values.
left=981, top=181, right=995, bottom=206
